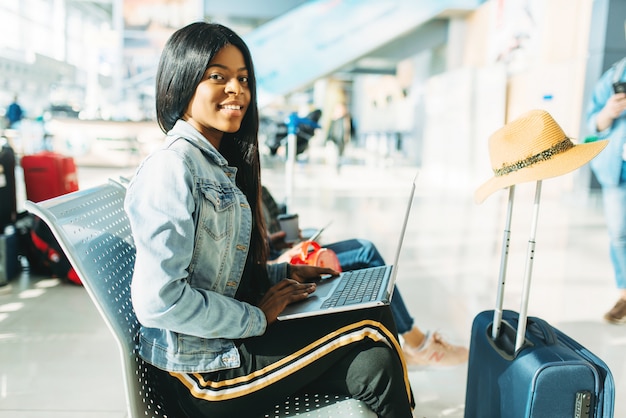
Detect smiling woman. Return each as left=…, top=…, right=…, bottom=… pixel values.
left=125, top=22, right=415, bottom=417
left=182, top=44, right=250, bottom=149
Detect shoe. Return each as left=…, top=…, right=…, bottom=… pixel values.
left=402, top=331, right=469, bottom=369
left=604, top=298, right=626, bottom=324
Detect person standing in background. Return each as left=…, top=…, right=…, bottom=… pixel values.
left=586, top=56, right=626, bottom=324
left=6, top=95, right=23, bottom=128
left=326, top=101, right=353, bottom=172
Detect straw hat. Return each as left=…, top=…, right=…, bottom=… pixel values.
left=474, top=109, right=608, bottom=204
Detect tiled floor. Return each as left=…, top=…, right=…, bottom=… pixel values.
left=1, top=148, right=624, bottom=417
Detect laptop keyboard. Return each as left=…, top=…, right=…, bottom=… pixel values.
left=320, top=266, right=387, bottom=308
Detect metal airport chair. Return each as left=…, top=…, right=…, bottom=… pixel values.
left=25, top=179, right=376, bottom=418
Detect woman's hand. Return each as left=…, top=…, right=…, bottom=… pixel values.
left=257, top=265, right=340, bottom=324
left=289, top=264, right=340, bottom=283
left=597, top=92, right=626, bottom=131
left=257, top=279, right=316, bottom=324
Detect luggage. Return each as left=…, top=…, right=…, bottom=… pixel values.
left=0, top=142, right=17, bottom=231
left=0, top=225, right=20, bottom=285
left=465, top=183, right=615, bottom=418
left=467, top=309, right=614, bottom=418
left=28, top=214, right=81, bottom=285
left=21, top=151, right=79, bottom=203
left=14, top=211, right=34, bottom=262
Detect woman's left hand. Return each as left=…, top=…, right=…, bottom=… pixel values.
left=289, top=264, right=340, bottom=283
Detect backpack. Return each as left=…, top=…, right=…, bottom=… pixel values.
left=27, top=215, right=81, bottom=285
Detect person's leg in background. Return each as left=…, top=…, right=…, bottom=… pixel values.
left=326, top=238, right=468, bottom=367
left=601, top=172, right=626, bottom=324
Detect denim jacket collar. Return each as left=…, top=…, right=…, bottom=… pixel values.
left=168, top=119, right=229, bottom=168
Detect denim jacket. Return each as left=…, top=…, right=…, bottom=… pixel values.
left=586, top=59, right=626, bottom=187
left=125, top=120, right=288, bottom=373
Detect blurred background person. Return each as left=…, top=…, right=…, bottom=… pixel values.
left=325, top=102, right=354, bottom=172
left=6, top=95, right=23, bottom=129
left=586, top=55, right=626, bottom=324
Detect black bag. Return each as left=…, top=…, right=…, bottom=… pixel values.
left=0, top=226, right=19, bottom=285
left=0, top=142, right=17, bottom=231
left=21, top=213, right=81, bottom=285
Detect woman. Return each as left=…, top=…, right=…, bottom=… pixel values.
left=125, top=22, right=414, bottom=417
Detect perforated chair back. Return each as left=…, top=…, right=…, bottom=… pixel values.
left=25, top=180, right=171, bottom=418
left=25, top=180, right=376, bottom=418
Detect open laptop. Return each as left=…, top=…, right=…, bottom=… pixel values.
left=277, top=171, right=418, bottom=320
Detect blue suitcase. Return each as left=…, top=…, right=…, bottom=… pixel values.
left=465, top=183, right=615, bottom=418
left=465, top=310, right=614, bottom=417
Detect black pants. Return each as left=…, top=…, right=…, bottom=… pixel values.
left=151, top=306, right=414, bottom=417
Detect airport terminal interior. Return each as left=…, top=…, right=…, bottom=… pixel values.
left=2, top=147, right=626, bottom=417
left=2, top=0, right=626, bottom=417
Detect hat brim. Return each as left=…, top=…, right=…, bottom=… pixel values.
left=474, top=139, right=608, bottom=204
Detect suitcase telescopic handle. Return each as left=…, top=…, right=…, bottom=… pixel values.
left=515, top=181, right=542, bottom=352
left=490, top=182, right=544, bottom=353
left=492, top=186, right=515, bottom=340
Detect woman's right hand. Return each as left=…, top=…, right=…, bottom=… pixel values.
left=257, top=279, right=316, bottom=324
left=597, top=93, right=626, bottom=131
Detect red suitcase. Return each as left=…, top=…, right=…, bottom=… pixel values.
left=21, top=151, right=79, bottom=202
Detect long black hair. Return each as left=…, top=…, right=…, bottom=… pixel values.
left=156, top=22, right=269, bottom=289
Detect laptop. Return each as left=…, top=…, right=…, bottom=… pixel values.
left=277, top=171, right=418, bottom=320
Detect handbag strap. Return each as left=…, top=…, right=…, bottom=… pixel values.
left=297, top=241, right=321, bottom=262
